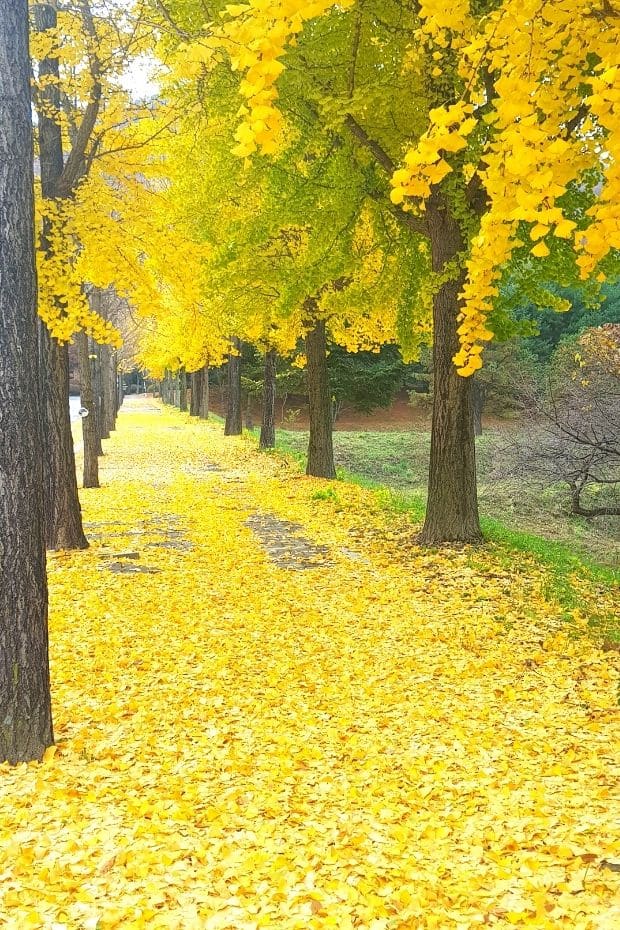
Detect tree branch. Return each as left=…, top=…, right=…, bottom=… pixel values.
left=343, top=114, right=428, bottom=235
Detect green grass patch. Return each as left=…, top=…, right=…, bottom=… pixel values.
left=272, top=426, right=619, bottom=644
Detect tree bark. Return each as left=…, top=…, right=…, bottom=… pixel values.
left=33, top=2, right=63, bottom=202
left=199, top=364, right=210, bottom=419
left=110, top=351, right=118, bottom=426
left=305, top=317, right=336, bottom=478
left=190, top=369, right=201, bottom=416
left=260, top=349, right=277, bottom=449
left=77, top=331, right=99, bottom=488
left=225, top=340, right=242, bottom=435
left=94, top=342, right=109, bottom=439
left=0, top=0, right=54, bottom=763
left=419, top=198, right=482, bottom=545
left=39, top=330, right=89, bottom=549
left=89, top=338, right=103, bottom=456
left=101, top=345, right=116, bottom=434
left=179, top=368, right=188, bottom=412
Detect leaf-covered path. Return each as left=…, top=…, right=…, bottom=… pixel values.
left=1, top=400, right=619, bottom=930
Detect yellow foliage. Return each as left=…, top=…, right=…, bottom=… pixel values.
left=1, top=402, right=618, bottom=928
left=206, top=0, right=620, bottom=376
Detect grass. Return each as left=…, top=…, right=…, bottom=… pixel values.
left=276, top=427, right=619, bottom=568
left=272, top=426, right=619, bottom=645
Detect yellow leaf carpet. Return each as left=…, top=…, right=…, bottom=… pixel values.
left=1, top=400, right=619, bottom=930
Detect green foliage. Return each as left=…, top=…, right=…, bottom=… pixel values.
left=515, top=283, right=620, bottom=361
left=328, top=346, right=406, bottom=414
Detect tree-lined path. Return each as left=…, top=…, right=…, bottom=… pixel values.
left=1, top=399, right=618, bottom=929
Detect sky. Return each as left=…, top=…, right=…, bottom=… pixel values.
left=120, top=55, right=160, bottom=101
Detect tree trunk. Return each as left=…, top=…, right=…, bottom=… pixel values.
left=34, top=0, right=87, bottom=550
left=199, top=364, right=210, bottom=419
left=190, top=369, right=201, bottom=416
left=305, top=317, right=336, bottom=478
left=0, top=0, right=54, bottom=763
left=245, top=391, right=254, bottom=430
left=179, top=368, right=188, bottom=412
left=225, top=340, right=242, bottom=435
left=94, top=343, right=109, bottom=439
left=40, top=330, right=89, bottom=549
left=101, top=345, right=116, bottom=434
left=472, top=378, right=485, bottom=438
left=260, top=349, right=277, bottom=449
left=77, top=331, right=99, bottom=488
left=109, top=351, right=118, bottom=427
left=87, top=337, right=103, bottom=456
left=419, top=199, right=482, bottom=545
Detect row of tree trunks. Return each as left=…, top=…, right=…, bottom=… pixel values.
left=160, top=325, right=479, bottom=545
left=161, top=365, right=211, bottom=420
left=0, top=0, right=54, bottom=764
left=162, top=351, right=277, bottom=448
left=86, top=338, right=104, bottom=457
left=75, top=290, right=121, bottom=491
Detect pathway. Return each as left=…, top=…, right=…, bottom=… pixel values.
left=1, top=399, right=619, bottom=930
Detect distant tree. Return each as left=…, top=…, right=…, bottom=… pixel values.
left=513, top=283, right=620, bottom=363
left=328, top=346, right=406, bottom=421
left=508, top=327, right=620, bottom=518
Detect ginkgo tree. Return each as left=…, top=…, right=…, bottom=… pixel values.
left=165, top=0, right=620, bottom=545
left=31, top=0, right=161, bottom=549
left=0, top=0, right=53, bottom=765
left=143, top=3, right=431, bottom=475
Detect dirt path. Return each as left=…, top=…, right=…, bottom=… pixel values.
left=1, top=399, right=619, bottom=930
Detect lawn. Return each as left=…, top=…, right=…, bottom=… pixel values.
left=276, top=427, right=620, bottom=570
